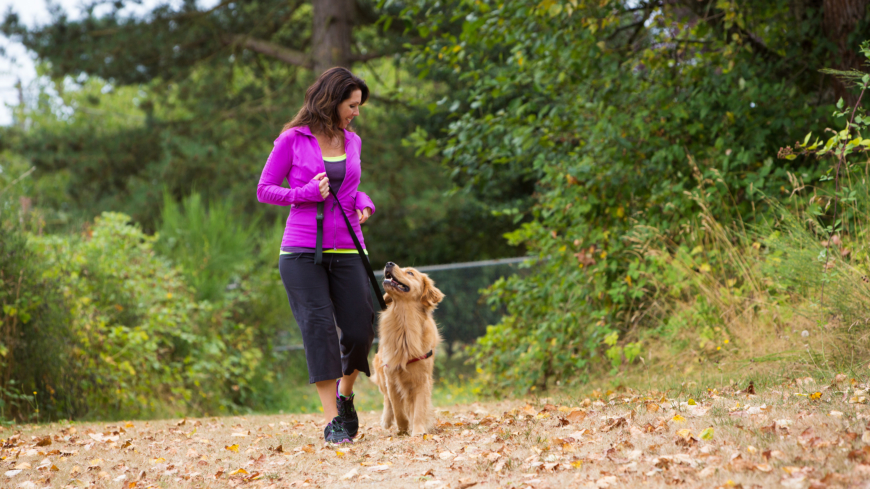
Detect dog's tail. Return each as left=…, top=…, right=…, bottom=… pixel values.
left=369, top=353, right=382, bottom=384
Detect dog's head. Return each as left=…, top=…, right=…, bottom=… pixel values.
left=382, top=262, right=444, bottom=309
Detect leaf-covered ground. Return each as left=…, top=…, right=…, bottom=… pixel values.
left=3, top=375, right=870, bottom=489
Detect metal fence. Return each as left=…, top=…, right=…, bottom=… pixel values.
left=273, top=256, right=529, bottom=355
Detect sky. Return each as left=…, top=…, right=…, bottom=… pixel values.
left=0, top=0, right=217, bottom=126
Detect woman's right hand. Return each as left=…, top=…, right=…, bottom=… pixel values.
left=314, top=172, right=329, bottom=199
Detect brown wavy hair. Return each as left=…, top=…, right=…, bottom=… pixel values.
left=282, top=67, right=369, bottom=140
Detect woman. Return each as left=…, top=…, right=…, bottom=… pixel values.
left=257, top=67, right=375, bottom=444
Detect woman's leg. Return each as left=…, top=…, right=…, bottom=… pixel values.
left=339, top=370, right=360, bottom=397
left=314, top=369, right=359, bottom=421
left=279, top=254, right=345, bottom=421
left=326, top=254, right=375, bottom=379
left=316, top=379, right=339, bottom=422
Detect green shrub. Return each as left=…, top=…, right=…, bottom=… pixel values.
left=0, top=223, right=73, bottom=421
left=156, top=191, right=256, bottom=302
left=28, top=212, right=265, bottom=418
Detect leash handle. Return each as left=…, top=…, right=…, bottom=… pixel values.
left=315, top=202, right=324, bottom=265
left=316, top=189, right=387, bottom=311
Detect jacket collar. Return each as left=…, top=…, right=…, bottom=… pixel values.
left=296, top=125, right=352, bottom=141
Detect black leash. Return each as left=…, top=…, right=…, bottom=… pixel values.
left=314, top=190, right=387, bottom=311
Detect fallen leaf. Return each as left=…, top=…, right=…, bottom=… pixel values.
left=699, top=427, right=714, bottom=440
left=228, top=468, right=248, bottom=476
left=521, top=405, right=538, bottom=417
left=367, top=465, right=390, bottom=472
left=600, top=417, right=626, bottom=432
left=675, top=429, right=693, bottom=440
left=596, top=475, right=618, bottom=488
left=340, top=468, right=359, bottom=480
left=566, top=410, right=587, bottom=423
left=672, top=414, right=686, bottom=423
left=848, top=446, right=870, bottom=464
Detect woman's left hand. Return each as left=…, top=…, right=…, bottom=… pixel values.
left=356, top=207, right=372, bottom=224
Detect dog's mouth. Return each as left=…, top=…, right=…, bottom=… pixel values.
left=383, top=269, right=410, bottom=293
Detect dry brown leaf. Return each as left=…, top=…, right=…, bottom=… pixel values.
left=600, top=417, right=626, bottom=432
left=566, top=410, right=587, bottom=423
left=848, top=446, right=870, bottom=464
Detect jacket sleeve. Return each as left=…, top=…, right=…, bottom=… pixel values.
left=256, top=135, right=324, bottom=206
left=355, top=191, right=376, bottom=215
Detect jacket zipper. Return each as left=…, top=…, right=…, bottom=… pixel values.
left=332, top=148, right=348, bottom=250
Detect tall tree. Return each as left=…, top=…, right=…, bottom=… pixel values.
left=0, top=0, right=520, bottom=266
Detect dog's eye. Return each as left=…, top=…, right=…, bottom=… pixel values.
left=408, top=272, right=414, bottom=276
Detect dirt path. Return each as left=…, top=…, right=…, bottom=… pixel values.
left=3, top=376, right=870, bottom=488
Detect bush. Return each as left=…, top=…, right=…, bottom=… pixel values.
left=27, top=212, right=266, bottom=418
left=0, top=222, right=72, bottom=421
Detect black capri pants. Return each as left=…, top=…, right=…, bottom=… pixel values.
left=279, top=252, right=375, bottom=384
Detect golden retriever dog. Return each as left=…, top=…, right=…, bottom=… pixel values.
left=370, top=261, right=444, bottom=436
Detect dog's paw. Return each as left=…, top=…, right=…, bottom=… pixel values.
left=396, top=430, right=410, bottom=437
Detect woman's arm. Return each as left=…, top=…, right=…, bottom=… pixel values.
left=355, top=191, right=376, bottom=215
left=257, top=136, right=325, bottom=206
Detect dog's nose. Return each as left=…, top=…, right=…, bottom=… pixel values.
left=385, top=262, right=395, bottom=268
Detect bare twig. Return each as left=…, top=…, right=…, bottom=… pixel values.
left=0, top=166, right=36, bottom=196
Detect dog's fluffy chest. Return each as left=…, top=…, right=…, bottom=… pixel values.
left=377, top=304, right=440, bottom=366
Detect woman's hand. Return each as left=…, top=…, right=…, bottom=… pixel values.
left=314, top=172, right=329, bottom=199
left=356, top=207, right=372, bottom=224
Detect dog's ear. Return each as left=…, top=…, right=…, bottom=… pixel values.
left=383, top=293, right=393, bottom=305
left=421, top=275, right=444, bottom=308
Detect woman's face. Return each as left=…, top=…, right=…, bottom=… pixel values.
left=337, top=89, right=362, bottom=129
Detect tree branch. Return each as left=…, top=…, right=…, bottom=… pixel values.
left=221, top=34, right=312, bottom=69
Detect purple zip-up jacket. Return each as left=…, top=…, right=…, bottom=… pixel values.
left=257, top=125, right=376, bottom=250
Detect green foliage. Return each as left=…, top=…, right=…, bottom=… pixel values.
left=395, top=0, right=859, bottom=394
left=156, top=191, right=256, bottom=302
left=26, top=213, right=266, bottom=419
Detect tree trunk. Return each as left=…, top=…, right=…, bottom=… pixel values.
left=823, top=0, right=869, bottom=103
left=312, top=0, right=355, bottom=75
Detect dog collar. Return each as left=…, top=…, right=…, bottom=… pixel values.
left=384, top=350, right=433, bottom=368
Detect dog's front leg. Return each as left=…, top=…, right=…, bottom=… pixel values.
left=380, top=388, right=394, bottom=430
left=410, top=376, right=432, bottom=436
left=387, top=377, right=410, bottom=435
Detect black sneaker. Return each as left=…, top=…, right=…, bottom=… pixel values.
left=335, top=380, right=359, bottom=438
left=324, top=417, right=352, bottom=444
